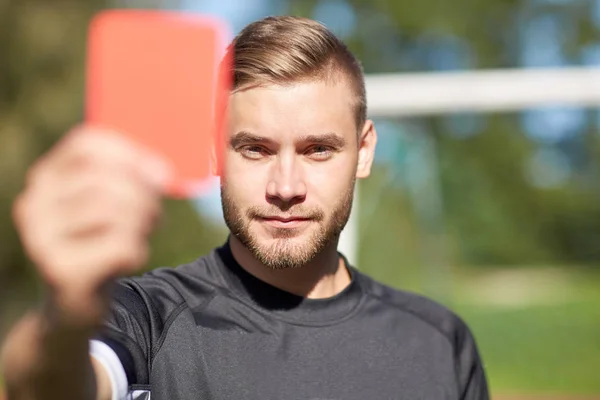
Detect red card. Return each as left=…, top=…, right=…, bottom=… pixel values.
left=85, top=10, right=231, bottom=198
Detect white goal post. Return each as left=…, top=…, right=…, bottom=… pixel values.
left=339, top=66, right=600, bottom=267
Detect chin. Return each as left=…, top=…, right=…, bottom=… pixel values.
left=257, top=224, right=311, bottom=242
left=237, top=222, right=335, bottom=270
left=254, top=222, right=313, bottom=243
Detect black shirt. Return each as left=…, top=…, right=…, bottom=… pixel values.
left=96, top=241, right=489, bottom=399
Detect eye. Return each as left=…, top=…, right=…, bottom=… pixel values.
left=239, top=145, right=269, bottom=159
left=305, top=145, right=334, bottom=160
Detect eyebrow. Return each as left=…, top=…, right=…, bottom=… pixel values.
left=229, top=131, right=272, bottom=148
left=296, top=133, right=346, bottom=148
left=230, top=131, right=347, bottom=148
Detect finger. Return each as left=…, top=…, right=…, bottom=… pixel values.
left=65, top=232, right=149, bottom=276
left=52, top=174, right=161, bottom=238
left=41, top=231, right=150, bottom=294
left=33, top=125, right=173, bottom=192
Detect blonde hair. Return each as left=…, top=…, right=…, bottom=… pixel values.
left=224, top=16, right=367, bottom=129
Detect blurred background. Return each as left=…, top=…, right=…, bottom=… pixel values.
left=1, top=0, right=600, bottom=398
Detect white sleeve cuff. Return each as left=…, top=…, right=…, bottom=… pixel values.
left=90, top=339, right=129, bottom=400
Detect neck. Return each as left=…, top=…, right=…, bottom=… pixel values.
left=228, top=235, right=351, bottom=299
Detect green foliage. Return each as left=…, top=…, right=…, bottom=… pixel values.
left=329, top=0, right=600, bottom=267
left=0, top=0, right=226, bottom=335
left=326, top=0, right=600, bottom=393
left=0, top=0, right=106, bottom=334
left=2, top=0, right=600, bottom=395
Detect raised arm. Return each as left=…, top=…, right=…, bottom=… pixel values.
left=0, top=126, right=170, bottom=400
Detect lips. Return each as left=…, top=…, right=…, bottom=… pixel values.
left=261, top=216, right=310, bottom=222
left=257, top=215, right=312, bottom=228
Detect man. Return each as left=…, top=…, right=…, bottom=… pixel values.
left=1, top=15, right=489, bottom=400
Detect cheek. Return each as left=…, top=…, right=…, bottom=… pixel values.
left=223, top=154, right=266, bottom=200
left=306, top=157, right=356, bottom=200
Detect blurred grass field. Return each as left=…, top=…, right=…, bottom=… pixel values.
left=456, top=268, right=600, bottom=395
left=0, top=271, right=598, bottom=397
left=358, top=167, right=600, bottom=396
left=360, top=248, right=600, bottom=395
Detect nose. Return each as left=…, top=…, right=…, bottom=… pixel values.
left=266, top=152, right=307, bottom=207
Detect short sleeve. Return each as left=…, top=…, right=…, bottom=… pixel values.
left=93, top=279, right=158, bottom=387
left=90, top=339, right=129, bottom=400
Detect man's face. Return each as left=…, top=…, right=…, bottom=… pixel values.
left=219, top=78, right=375, bottom=269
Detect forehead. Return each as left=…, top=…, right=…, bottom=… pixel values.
left=227, top=80, right=356, bottom=139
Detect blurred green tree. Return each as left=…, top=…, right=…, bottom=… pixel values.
left=297, top=0, right=600, bottom=269
left=0, top=0, right=227, bottom=337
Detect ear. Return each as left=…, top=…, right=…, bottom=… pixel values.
left=356, top=119, right=377, bottom=179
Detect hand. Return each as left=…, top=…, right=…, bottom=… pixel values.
left=12, top=125, right=172, bottom=325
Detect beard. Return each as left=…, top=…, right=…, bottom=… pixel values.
left=221, top=181, right=355, bottom=270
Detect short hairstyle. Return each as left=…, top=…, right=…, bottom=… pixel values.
left=223, top=16, right=367, bottom=130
